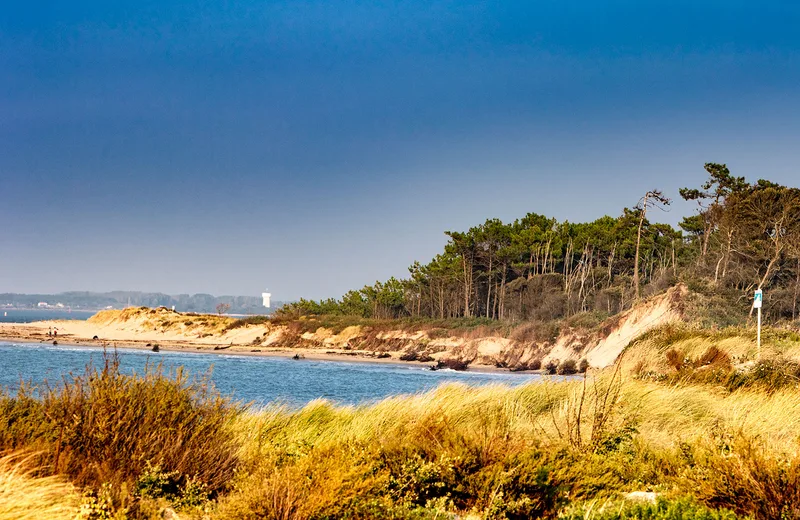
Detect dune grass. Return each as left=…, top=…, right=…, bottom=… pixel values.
left=0, top=453, right=79, bottom=520
left=2, top=327, right=800, bottom=518
left=90, top=306, right=236, bottom=335
left=0, top=354, right=239, bottom=516
left=219, top=369, right=800, bottom=518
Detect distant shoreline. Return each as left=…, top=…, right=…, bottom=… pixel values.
left=1, top=307, right=99, bottom=311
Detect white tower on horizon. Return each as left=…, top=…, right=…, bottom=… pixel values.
left=262, top=290, right=272, bottom=308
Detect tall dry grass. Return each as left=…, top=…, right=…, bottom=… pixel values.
left=3, top=324, right=800, bottom=517
left=0, top=353, right=240, bottom=506
left=220, top=350, right=800, bottom=518
left=0, top=453, right=79, bottom=520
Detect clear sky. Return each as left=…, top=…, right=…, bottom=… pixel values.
left=2, top=1, right=799, bottom=300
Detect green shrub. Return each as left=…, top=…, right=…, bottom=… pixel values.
left=76, top=483, right=117, bottom=520
left=564, top=311, right=610, bottom=331
left=724, top=358, right=800, bottom=392
left=557, top=359, right=578, bottom=375
left=134, top=461, right=179, bottom=500
left=560, top=496, right=740, bottom=519
left=224, top=315, right=271, bottom=331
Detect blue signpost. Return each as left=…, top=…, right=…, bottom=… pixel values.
left=754, top=289, right=763, bottom=357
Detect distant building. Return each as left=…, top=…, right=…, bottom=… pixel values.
left=37, top=302, right=48, bottom=308
left=262, top=291, right=271, bottom=308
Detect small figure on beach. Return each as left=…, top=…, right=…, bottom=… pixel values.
left=53, top=327, right=58, bottom=337
left=47, top=327, right=52, bottom=337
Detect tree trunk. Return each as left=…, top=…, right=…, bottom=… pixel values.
left=759, top=244, right=782, bottom=289
left=713, top=254, right=724, bottom=285
left=701, top=214, right=711, bottom=257
left=750, top=234, right=783, bottom=318
left=578, top=246, right=591, bottom=312
left=794, top=258, right=800, bottom=321
left=462, top=255, right=472, bottom=318
left=672, top=239, right=677, bottom=277
left=500, top=267, right=507, bottom=320
left=544, top=237, right=553, bottom=274
left=485, top=253, right=493, bottom=318
left=528, top=250, right=535, bottom=279
left=608, top=242, right=616, bottom=286
left=634, top=196, right=649, bottom=301
left=721, top=229, right=734, bottom=280
left=439, top=283, right=444, bottom=319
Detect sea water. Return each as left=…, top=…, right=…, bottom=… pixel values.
left=0, top=341, right=549, bottom=407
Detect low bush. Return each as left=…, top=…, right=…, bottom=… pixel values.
left=0, top=354, right=240, bottom=499
left=509, top=320, right=561, bottom=344
left=557, top=359, right=578, bottom=375
left=224, top=315, right=271, bottom=331
left=563, top=311, right=610, bottom=331
left=724, top=358, right=800, bottom=392
left=665, top=348, right=686, bottom=371
left=560, top=496, right=740, bottom=520
left=695, top=346, right=731, bottom=367
left=682, top=433, right=800, bottom=519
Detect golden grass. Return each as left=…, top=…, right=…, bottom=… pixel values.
left=234, top=375, right=800, bottom=463
left=0, top=453, right=79, bottom=520
left=621, top=324, right=800, bottom=375
left=221, top=340, right=800, bottom=517
left=6, top=325, right=800, bottom=517
left=0, top=355, right=240, bottom=505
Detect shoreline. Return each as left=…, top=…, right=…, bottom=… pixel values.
left=0, top=329, right=537, bottom=376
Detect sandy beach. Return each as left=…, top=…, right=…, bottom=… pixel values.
left=0, top=319, right=518, bottom=374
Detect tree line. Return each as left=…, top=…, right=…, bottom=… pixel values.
left=282, top=164, right=800, bottom=324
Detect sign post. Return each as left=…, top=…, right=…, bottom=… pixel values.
left=754, top=289, right=763, bottom=359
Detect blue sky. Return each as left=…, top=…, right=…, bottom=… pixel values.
left=2, top=1, right=799, bottom=299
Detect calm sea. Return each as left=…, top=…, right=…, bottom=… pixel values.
left=0, top=309, right=96, bottom=323
left=0, top=342, right=546, bottom=407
